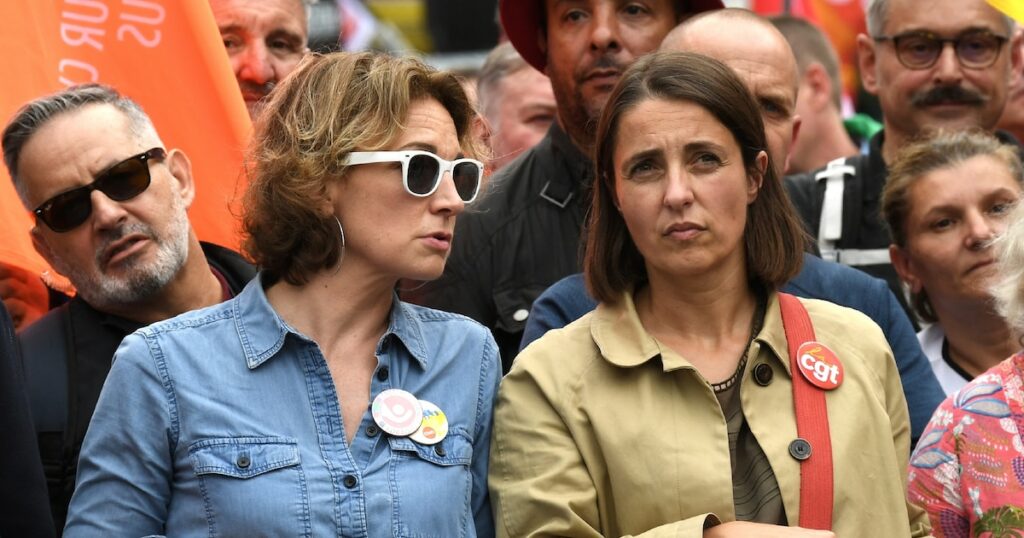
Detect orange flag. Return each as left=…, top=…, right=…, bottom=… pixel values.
left=752, top=0, right=866, bottom=99
left=0, top=1, right=251, bottom=283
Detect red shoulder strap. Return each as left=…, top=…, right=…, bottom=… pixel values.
left=777, top=292, right=833, bottom=530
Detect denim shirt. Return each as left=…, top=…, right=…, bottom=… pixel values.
left=64, top=276, right=500, bottom=537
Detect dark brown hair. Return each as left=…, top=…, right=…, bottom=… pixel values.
left=243, top=51, right=483, bottom=285
left=585, top=51, right=808, bottom=303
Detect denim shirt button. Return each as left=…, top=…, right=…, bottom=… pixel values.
left=236, top=453, right=251, bottom=469
left=434, top=445, right=446, bottom=457
left=343, top=474, right=358, bottom=488
left=376, top=367, right=390, bottom=382
left=366, top=424, right=380, bottom=437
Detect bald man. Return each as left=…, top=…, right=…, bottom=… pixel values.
left=522, top=9, right=944, bottom=449
left=209, top=0, right=309, bottom=118
left=661, top=9, right=800, bottom=177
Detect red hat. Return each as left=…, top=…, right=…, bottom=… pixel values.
left=500, top=0, right=725, bottom=73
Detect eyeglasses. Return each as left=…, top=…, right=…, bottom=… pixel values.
left=344, top=150, right=483, bottom=203
left=874, top=30, right=1009, bottom=70
left=33, top=147, right=166, bottom=232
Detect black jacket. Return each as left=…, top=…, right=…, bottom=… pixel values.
left=405, top=124, right=593, bottom=370
left=19, top=242, right=255, bottom=532
left=0, top=302, right=55, bottom=536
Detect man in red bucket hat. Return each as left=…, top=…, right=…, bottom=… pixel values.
left=406, top=0, right=722, bottom=369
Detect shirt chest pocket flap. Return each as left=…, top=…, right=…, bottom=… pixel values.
left=189, top=436, right=300, bottom=479
left=387, top=430, right=472, bottom=466
left=187, top=438, right=309, bottom=532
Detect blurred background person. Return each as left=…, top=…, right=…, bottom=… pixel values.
left=770, top=15, right=859, bottom=174
left=490, top=51, right=929, bottom=537
left=883, top=130, right=1023, bottom=395
left=476, top=42, right=556, bottom=171
left=908, top=199, right=1024, bottom=537
left=209, top=0, right=310, bottom=118
left=65, top=52, right=498, bottom=536
left=0, top=262, right=51, bottom=330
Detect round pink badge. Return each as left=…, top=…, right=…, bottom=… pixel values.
left=371, top=389, right=423, bottom=436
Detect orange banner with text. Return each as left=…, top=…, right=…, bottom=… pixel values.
left=0, top=1, right=251, bottom=282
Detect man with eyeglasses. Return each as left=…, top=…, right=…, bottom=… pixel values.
left=209, top=0, right=310, bottom=119
left=786, top=0, right=1023, bottom=320
left=1, top=84, right=255, bottom=530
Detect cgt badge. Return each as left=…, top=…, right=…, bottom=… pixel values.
left=796, top=342, right=843, bottom=390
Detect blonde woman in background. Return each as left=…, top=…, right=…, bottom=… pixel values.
left=882, top=130, right=1024, bottom=396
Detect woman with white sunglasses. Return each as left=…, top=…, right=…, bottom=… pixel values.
left=65, top=52, right=499, bottom=536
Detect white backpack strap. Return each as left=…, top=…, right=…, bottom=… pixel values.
left=833, top=248, right=892, bottom=267
left=814, top=157, right=856, bottom=262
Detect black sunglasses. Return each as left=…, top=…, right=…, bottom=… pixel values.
left=33, top=148, right=166, bottom=232
left=874, top=30, right=1009, bottom=70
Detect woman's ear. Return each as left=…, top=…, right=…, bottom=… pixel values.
left=889, top=244, right=922, bottom=293
left=319, top=177, right=342, bottom=218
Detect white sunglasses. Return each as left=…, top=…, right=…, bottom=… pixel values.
left=344, top=150, right=483, bottom=203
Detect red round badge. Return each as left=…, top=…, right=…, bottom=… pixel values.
left=795, top=342, right=844, bottom=390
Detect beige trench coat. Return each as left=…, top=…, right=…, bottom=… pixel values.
left=489, top=291, right=931, bottom=537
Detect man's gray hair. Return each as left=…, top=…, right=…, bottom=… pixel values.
left=477, top=42, right=531, bottom=119
left=2, top=83, right=156, bottom=209
left=866, top=0, right=1015, bottom=37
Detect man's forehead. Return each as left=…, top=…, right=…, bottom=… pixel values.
left=210, top=0, right=307, bottom=33
left=19, top=105, right=149, bottom=190
left=667, top=21, right=798, bottom=100
left=882, top=0, right=1007, bottom=35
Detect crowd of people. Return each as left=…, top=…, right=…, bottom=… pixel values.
left=1, top=0, right=1024, bottom=536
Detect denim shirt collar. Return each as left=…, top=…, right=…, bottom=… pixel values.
left=233, top=274, right=430, bottom=370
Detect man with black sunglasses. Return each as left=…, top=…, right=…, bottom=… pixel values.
left=1, top=84, right=255, bottom=530
left=786, top=0, right=1023, bottom=321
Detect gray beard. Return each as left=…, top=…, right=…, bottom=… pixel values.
left=49, top=198, right=191, bottom=311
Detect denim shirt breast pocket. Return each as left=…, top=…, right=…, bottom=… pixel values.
left=387, top=429, right=474, bottom=538
left=188, top=437, right=310, bottom=537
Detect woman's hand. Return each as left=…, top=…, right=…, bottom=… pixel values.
left=704, top=521, right=836, bottom=537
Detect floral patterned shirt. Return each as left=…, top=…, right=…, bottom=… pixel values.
left=908, top=352, right=1024, bottom=537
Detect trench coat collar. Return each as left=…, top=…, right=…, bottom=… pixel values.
left=590, top=288, right=794, bottom=378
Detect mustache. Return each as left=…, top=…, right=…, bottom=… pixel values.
left=95, top=222, right=156, bottom=267
left=238, top=80, right=276, bottom=99
left=911, top=85, right=987, bottom=107
left=580, top=55, right=625, bottom=77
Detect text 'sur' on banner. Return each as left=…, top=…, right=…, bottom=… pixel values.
left=0, top=1, right=252, bottom=293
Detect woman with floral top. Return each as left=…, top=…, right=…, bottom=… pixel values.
left=908, top=200, right=1024, bottom=536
